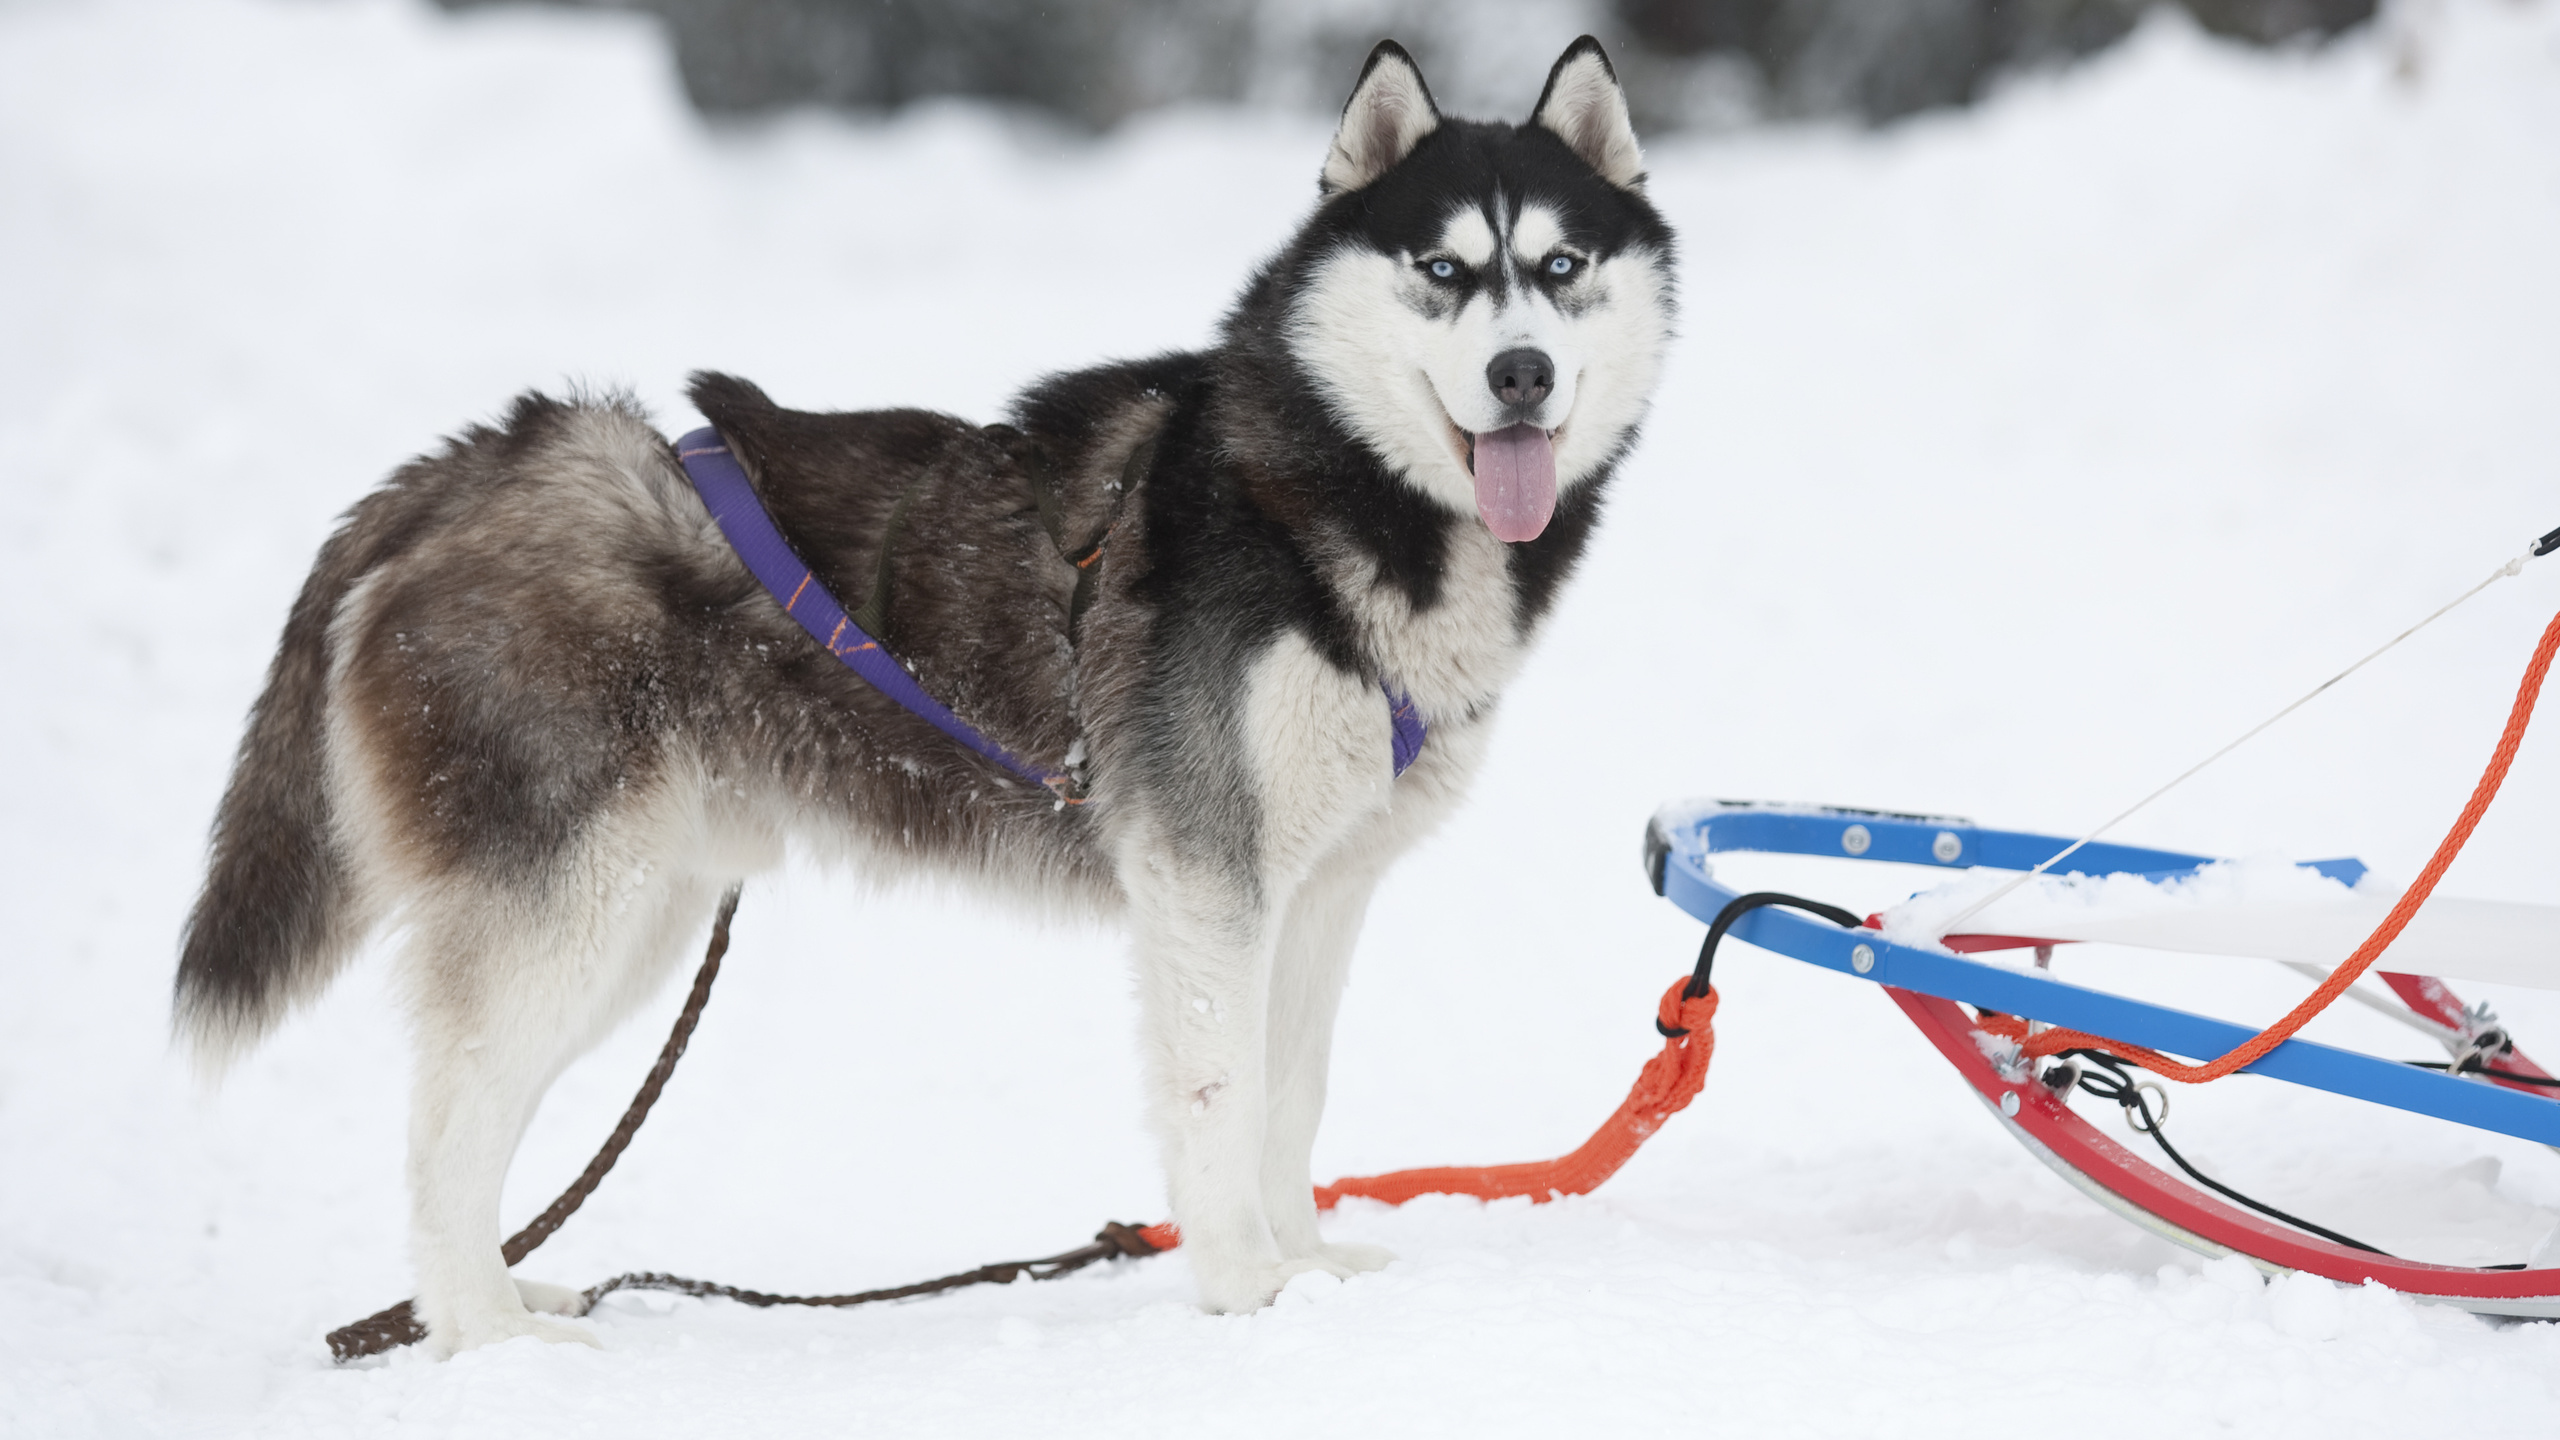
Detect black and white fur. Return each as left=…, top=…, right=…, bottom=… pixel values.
left=177, top=37, right=1676, bottom=1355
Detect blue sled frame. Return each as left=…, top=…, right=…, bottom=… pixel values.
left=1644, top=802, right=2560, bottom=1148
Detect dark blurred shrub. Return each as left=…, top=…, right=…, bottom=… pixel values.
left=1618, top=0, right=2376, bottom=122
left=439, top=0, right=2377, bottom=129
left=633, top=0, right=1253, bottom=128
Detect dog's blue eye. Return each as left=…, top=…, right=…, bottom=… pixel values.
left=1429, top=259, right=1457, bottom=279
left=1547, top=254, right=1576, bottom=276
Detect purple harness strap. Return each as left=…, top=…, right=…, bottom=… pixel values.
left=677, top=428, right=1070, bottom=796
left=674, top=424, right=1428, bottom=794
left=1388, top=687, right=1426, bottom=778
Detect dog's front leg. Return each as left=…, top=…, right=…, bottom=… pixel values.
left=1123, top=632, right=1402, bottom=1310
left=1124, top=852, right=1312, bottom=1312
left=1260, top=842, right=1396, bottom=1278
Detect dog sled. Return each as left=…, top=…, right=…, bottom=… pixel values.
left=1643, top=800, right=2560, bottom=1317
left=1600, top=537, right=2560, bottom=1317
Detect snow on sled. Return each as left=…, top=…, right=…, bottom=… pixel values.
left=1643, top=801, right=2560, bottom=1319
left=1883, top=856, right=2560, bottom=996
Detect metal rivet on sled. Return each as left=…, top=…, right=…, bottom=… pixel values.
left=1932, top=830, right=1962, bottom=863
left=1850, top=943, right=1875, bottom=974
left=1840, top=823, right=1871, bottom=856
left=2000, top=1090, right=2021, bottom=1118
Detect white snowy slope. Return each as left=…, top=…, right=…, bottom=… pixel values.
left=4, top=1, right=2559, bottom=1436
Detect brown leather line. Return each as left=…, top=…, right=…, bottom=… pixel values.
left=503, top=884, right=740, bottom=1267
left=573, top=1220, right=1162, bottom=1313
left=324, top=888, right=1162, bottom=1362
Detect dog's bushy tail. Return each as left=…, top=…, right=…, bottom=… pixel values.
left=174, top=494, right=398, bottom=1077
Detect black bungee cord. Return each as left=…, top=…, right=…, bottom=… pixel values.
left=1672, top=890, right=2442, bottom=1261
left=2055, top=1049, right=2393, bottom=1256
left=1657, top=891, right=1866, bottom=1038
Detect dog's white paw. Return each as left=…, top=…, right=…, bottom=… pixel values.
left=1194, top=1254, right=1360, bottom=1313
left=512, top=1278, right=590, bottom=1316
left=428, top=1306, right=601, bottom=1357
left=1302, top=1240, right=1395, bottom=1275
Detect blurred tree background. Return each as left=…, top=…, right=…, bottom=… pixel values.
left=437, top=0, right=2376, bottom=129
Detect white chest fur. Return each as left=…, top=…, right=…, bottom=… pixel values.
left=1317, top=517, right=1530, bottom=730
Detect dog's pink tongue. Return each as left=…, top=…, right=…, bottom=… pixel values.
left=1471, top=423, right=1556, bottom=543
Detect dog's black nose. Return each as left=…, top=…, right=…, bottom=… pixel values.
left=1486, top=348, right=1554, bottom=410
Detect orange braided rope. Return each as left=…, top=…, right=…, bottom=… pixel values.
left=1135, top=979, right=1719, bottom=1250
left=1980, top=607, right=2560, bottom=1083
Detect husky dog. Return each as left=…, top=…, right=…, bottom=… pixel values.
left=177, top=37, right=1675, bottom=1354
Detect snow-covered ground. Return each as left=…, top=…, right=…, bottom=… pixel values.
left=5, top=0, right=2558, bottom=1433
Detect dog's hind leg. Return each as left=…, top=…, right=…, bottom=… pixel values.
left=398, top=865, right=729, bottom=1356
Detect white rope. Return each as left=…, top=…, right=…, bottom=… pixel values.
left=2269, top=960, right=2461, bottom=1048
left=1932, top=538, right=2550, bottom=939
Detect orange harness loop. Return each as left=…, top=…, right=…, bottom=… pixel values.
left=1136, top=980, right=1720, bottom=1252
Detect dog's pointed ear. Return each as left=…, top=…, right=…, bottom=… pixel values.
left=1322, top=41, right=1441, bottom=196
left=1531, top=36, right=1644, bottom=191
